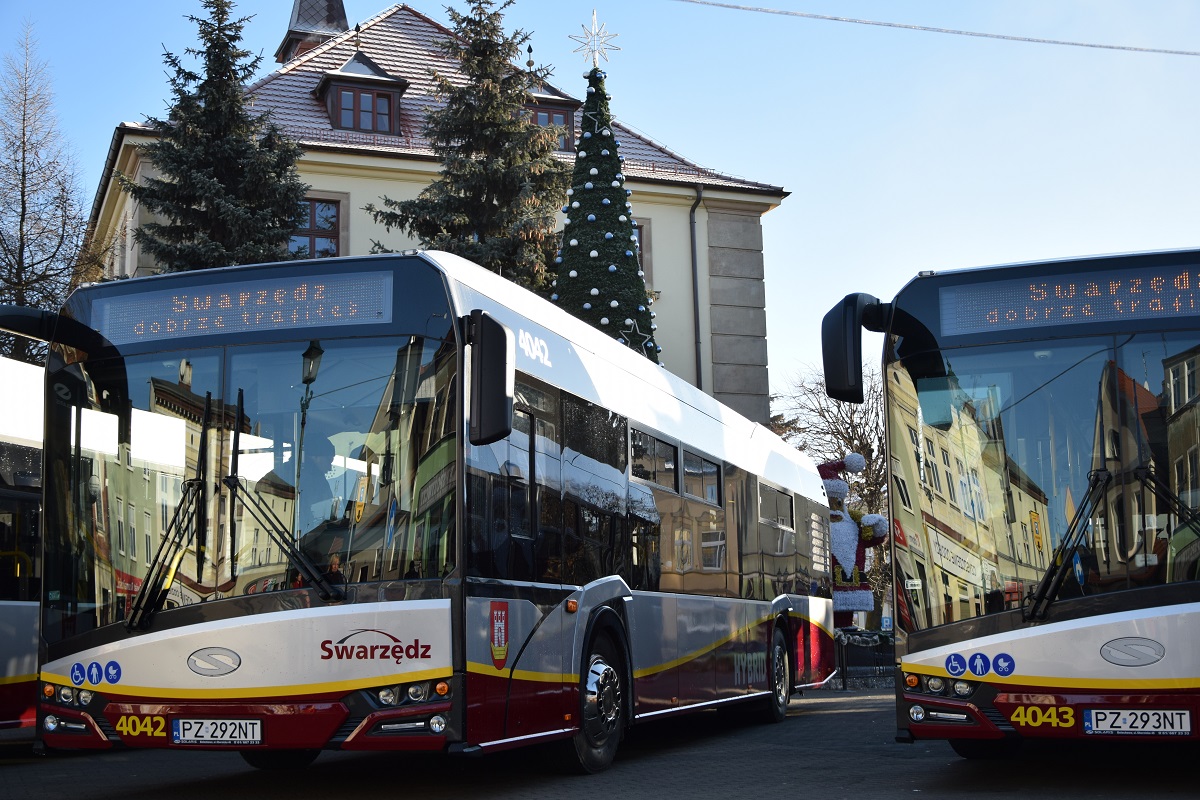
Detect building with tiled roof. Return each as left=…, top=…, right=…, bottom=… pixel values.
left=89, top=1, right=786, bottom=422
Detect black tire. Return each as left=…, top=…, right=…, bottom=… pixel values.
left=764, top=626, right=790, bottom=723
left=240, top=748, right=321, bottom=770
left=570, top=633, right=625, bottom=773
left=949, top=738, right=1021, bottom=760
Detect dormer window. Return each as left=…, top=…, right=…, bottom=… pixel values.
left=337, top=87, right=394, bottom=133
left=525, top=81, right=580, bottom=153
left=527, top=105, right=574, bottom=151
left=316, top=51, right=408, bottom=136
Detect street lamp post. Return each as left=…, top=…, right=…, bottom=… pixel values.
left=294, top=340, right=324, bottom=535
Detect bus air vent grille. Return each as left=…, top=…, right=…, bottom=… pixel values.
left=94, top=714, right=119, bottom=741
left=981, top=706, right=1014, bottom=732
left=330, top=716, right=365, bottom=743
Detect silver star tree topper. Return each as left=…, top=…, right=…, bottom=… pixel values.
left=570, top=10, right=620, bottom=68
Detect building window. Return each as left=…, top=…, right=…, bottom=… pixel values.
left=290, top=199, right=339, bottom=259
left=892, top=473, right=913, bottom=511
left=129, top=506, right=137, bottom=561
left=957, top=458, right=971, bottom=519
left=335, top=87, right=396, bottom=133
left=115, top=499, right=125, bottom=555
left=970, top=469, right=986, bottom=520
left=528, top=106, right=573, bottom=150
left=701, top=528, right=726, bottom=570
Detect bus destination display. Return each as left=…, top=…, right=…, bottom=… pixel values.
left=93, top=271, right=394, bottom=345
left=940, top=262, right=1200, bottom=337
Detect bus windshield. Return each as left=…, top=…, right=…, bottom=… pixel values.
left=890, top=329, right=1200, bottom=630
left=41, top=262, right=458, bottom=645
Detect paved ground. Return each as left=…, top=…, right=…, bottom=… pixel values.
left=3, top=688, right=1196, bottom=799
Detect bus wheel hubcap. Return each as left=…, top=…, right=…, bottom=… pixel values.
left=582, top=655, right=621, bottom=742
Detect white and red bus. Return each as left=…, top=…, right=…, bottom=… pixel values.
left=823, top=248, right=1200, bottom=758
left=0, top=355, right=43, bottom=730
left=7, top=251, right=833, bottom=771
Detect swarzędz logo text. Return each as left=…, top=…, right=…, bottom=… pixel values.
left=319, top=629, right=431, bottom=665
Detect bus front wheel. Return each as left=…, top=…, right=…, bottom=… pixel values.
left=570, top=633, right=625, bottom=773
left=764, top=626, right=790, bottom=723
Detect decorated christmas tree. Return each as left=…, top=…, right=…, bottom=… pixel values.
left=551, top=15, right=660, bottom=364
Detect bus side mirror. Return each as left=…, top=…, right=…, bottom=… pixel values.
left=467, top=310, right=514, bottom=446
left=821, top=293, right=884, bottom=404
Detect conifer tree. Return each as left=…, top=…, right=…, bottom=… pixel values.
left=364, top=0, right=568, bottom=291
left=550, top=65, right=659, bottom=364
left=119, top=0, right=308, bottom=271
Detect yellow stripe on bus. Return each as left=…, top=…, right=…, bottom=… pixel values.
left=901, top=662, right=1200, bottom=691
left=466, top=662, right=566, bottom=683
left=632, top=614, right=778, bottom=679
left=0, top=673, right=35, bottom=686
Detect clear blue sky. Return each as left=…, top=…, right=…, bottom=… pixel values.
left=11, top=1, right=1200, bottom=396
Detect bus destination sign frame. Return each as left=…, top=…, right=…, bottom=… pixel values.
left=93, top=271, right=394, bottom=346
left=940, top=262, right=1200, bottom=337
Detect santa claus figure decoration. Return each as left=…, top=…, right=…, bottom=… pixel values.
left=819, top=453, right=888, bottom=629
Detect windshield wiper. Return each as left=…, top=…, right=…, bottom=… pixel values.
left=127, top=393, right=213, bottom=631
left=1024, top=469, right=1111, bottom=621
left=1133, top=465, right=1200, bottom=531
left=223, top=389, right=343, bottom=603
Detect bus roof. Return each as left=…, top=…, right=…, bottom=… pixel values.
left=424, top=250, right=824, bottom=505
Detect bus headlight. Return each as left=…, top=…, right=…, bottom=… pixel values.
left=78, top=690, right=94, bottom=706
left=57, top=686, right=75, bottom=704
left=44, top=714, right=59, bottom=732
left=909, top=705, right=926, bottom=722
left=378, top=687, right=398, bottom=706
left=925, top=676, right=945, bottom=694
left=952, top=680, right=974, bottom=697
left=407, top=683, right=429, bottom=703
left=429, top=715, right=447, bottom=734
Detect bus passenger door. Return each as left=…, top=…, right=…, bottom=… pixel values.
left=465, top=403, right=569, bottom=744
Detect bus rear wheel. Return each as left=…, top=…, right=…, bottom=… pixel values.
left=764, top=626, right=790, bottom=723
left=240, top=748, right=321, bottom=770
left=570, top=633, right=625, bottom=773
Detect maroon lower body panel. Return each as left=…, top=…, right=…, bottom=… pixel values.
left=903, top=685, right=1200, bottom=742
